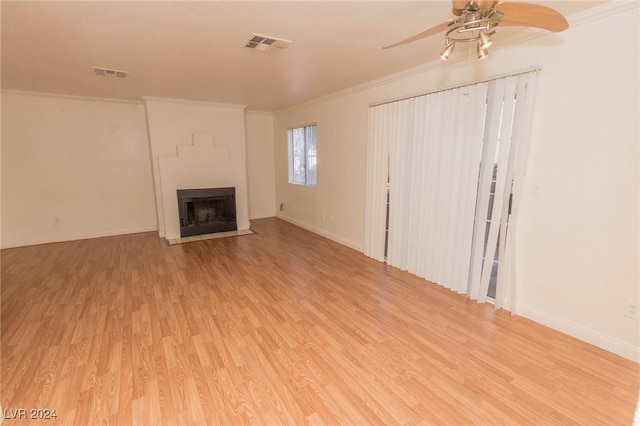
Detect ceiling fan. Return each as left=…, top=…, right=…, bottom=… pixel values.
left=383, top=0, right=569, bottom=60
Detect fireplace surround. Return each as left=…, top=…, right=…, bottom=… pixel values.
left=177, top=187, right=237, bottom=237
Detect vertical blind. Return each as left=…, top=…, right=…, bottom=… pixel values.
left=365, top=71, right=537, bottom=306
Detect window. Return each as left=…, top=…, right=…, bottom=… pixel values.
left=288, top=124, right=317, bottom=186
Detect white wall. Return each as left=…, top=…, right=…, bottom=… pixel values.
left=273, top=5, right=639, bottom=360
left=143, top=98, right=250, bottom=238
left=512, top=7, right=639, bottom=362
left=0, top=91, right=3, bottom=247
left=274, top=93, right=369, bottom=251
left=1, top=91, right=157, bottom=248
left=244, top=111, right=276, bottom=219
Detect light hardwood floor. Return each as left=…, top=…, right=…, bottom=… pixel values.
left=2, top=218, right=638, bottom=425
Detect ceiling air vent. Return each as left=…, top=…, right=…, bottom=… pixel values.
left=244, top=33, right=291, bottom=51
left=91, top=66, right=128, bottom=78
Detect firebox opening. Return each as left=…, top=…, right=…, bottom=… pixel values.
left=177, top=187, right=237, bottom=238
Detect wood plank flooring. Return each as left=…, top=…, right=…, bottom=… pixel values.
left=1, top=218, right=638, bottom=425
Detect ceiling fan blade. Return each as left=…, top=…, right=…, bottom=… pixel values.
left=496, top=2, right=569, bottom=32
left=477, top=1, right=499, bottom=10
left=383, top=21, right=452, bottom=49
left=452, top=0, right=468, bottom=16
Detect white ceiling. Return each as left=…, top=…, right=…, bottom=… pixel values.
left=1, top=1, right=602, bottom=111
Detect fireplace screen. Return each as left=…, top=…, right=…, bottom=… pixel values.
left=177, top=187, right=237, bottom=237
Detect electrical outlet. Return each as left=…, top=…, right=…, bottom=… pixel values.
left=279, top=203, right=286, bottom=211
left=624, top=299, right=640, bottom=320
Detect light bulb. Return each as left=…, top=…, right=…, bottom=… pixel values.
left=440, top=41, right=456, bottom=61
left=476, top=40, right=489, bottom=60
left=479, top=30, right=492, bottom=49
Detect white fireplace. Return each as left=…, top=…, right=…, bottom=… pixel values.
left=143, top=97, right=250, bottom=241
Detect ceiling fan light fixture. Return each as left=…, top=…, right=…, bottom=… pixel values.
left=479, top=30, right=492, bottom=49
left=476, top=40, right=489, bottom=60
left=383, top=0, right=569, bottom=61
left=440, top=41, right=456, bottom=61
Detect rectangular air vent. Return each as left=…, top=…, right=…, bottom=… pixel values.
left=244, top=33, right=291, bottom=51
left=91, top=66, right=128, bottom=78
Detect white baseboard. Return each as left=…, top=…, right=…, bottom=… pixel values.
left=517, top=303, right=640, bottom=362
left=1, top=225, right=158, bottom=249
left=276, top=213, right=364, bottom=253
left=249, top=211, right=277, bottom=220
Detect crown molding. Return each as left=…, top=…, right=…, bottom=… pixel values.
left=141, top=96, right=247, bottom=110
left=244, top=110, right=274, bottom=116
left=568, top=0, right=639, bottom=27
left=1, top=89, right=142, bottom=105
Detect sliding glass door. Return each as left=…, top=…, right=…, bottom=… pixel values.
left=365, top=71, right=538, bottom=309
